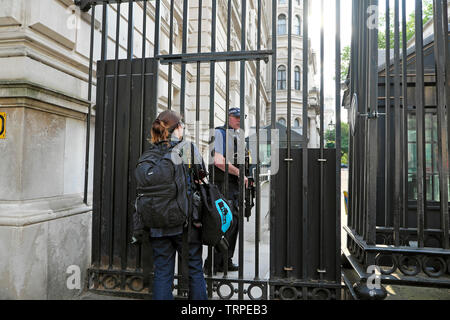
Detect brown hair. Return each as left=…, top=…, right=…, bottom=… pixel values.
left=151, top=110, right=182, bottom=144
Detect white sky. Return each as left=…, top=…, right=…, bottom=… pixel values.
left=308, top=0, right=417, bottom=122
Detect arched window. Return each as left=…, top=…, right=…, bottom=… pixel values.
left=295, top=66, right=301, bottom=90
left=278, top=14, right=287, bottom=35
left=278, top=118, right=287, bottom=126
left=295, top=15, right=301, bottom=36
left=294, top=118, right=301, bottom=128
left=277, top=65, right=287, bottom=90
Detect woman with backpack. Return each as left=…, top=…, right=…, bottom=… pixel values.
left=134, top=110, right=208, bottom=300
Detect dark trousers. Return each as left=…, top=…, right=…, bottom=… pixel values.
left=150, top=234, right=207, bottom=300
left=212, top=182, right=240, bottom=268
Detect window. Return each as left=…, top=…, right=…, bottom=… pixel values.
left=278, top=118, right=286, bottom=126
left=294, top=15, right=301, bottom=36
left=295, top=66, right=301, bottom=90
left=279, top=0, right=286, bottom=4
left=407, top=111, right=449, bottom=202
left=278, top=14, right=287, bottom=35
left=294, top=118, right=301, bottom=128
left=277, top=65, right=287, bottom=90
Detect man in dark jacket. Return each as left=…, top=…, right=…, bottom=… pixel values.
left=205, top=108, right=247, bottom=273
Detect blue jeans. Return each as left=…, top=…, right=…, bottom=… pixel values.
left=150, top=235, right=207, bottom=300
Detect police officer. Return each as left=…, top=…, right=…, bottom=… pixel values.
left=204, top=108, right=247, bottom=273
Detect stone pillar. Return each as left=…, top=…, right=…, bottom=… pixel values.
left=0, top=0, right=95, bottom=299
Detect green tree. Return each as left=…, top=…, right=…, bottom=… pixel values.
left=341, top=45, right=351, bottom=81
left=325, top=122, right=350, bottom=165
left=378, top=0, right=434, bottom=49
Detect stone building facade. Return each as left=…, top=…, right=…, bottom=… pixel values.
left=0, top=0, right=319, bottom=299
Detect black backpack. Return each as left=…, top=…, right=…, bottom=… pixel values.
left=134, top=142, right=188, bottom=229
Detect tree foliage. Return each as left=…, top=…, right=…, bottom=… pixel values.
left=325, top=122, right=350, bottom=165
left=378, top=0, right=434, bottom=49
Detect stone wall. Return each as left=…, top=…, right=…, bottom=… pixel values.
left=0, top=0, right=95, bottom=299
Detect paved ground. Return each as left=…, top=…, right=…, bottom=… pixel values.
left=78, top=169, right=450, bottom=300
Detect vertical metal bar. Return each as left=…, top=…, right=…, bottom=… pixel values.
left=168, top=0, right=174, bottom=110
left=385, top=0, right=392, bottom=229
left=271, top=0, right=277, bottom=129
left=109, top=1, right=122, bottom=269
left=415, top=0, right=426, bottom=248
left=140, top=0, right=147, bottom=154
left=335, top=0, right=342, bottom=286
left=180, top=0, right=189, bottom=119
left=92, top=2, right=108, bottom=269
left=254, top=0, right=262, bottom=280
left=154, top=0, right=160, bottom=58
left=433, top=0, right=449, bottom=249
left=393, top=0, right=401, bottom=246
left=285, top=0, right=293, bottom=279
left=349, top=0, right=358, bottom=233
left=224, top=0, right=231, bottom=202
left=195, top=0, right=202, bottom=146
left=238, top=0, right=246, bottom=300
left=318, top=0, right=325, bottom=280
left=207, top=0, right=217, bottom=299
left=302, top=0, right=309, bottom=283
left=84, top=5, right=96, bottom=206
left=444, top=0, right=450, bottom=176
left=401, top=0, right=408, bottom=231
left=137, top=0, right=147, bottom=271
left=367, top=0, right=379, bottom=246
left=121, top=0, right=134, bottom=277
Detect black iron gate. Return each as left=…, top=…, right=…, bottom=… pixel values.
left=77, top=0, right=343, bottom=300
left=342, top=0, right=450, bottom=298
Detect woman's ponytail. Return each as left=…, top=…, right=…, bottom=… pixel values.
left=150, top=110, right=182, bottom=144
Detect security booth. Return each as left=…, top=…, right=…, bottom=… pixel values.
left=342, top=0, right=450, bottom=298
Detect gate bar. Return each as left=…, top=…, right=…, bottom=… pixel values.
left=432, top=0, right=449, bottom=249
left=223, top=0, right=232, bottom=229
left=95, top=1, right=108, bottom=268
left=158, top=51, right=273, bottom=64
left=301, top=0, right=308, bottom=285
left=238, top=0, right=246, bottom=300
left=285, top=0, right=293, bottom=278
left=207, top=0, right=217, bottom=298
left=319, top=0, right=326, bottom=280
left=385, top=0, right=391, bottom=230
left=415, top=0, right=426, bottom=248
left=367, top=0, right=379, bottom=247
left=445, top=0, right=450, bottom=170
left=168, top=0, right=174, bottom=110
left=109, top=0, right=121, bottom=270
left=180, top=0, right=188, bottom=119
left=271, top=0, right=277, bottom=129
left=401, top=0, right=408, bottom=231
left=83, top=5, right=95, bottom=206
left=136, top=0, right=147, bottom=271
left=195, top=0, right=202, bottom=146
left=335, top=0, right=342, bottom=285
left=393, top=0, right=401, bottom=247
left=254, top=0, right=262, bottom=281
